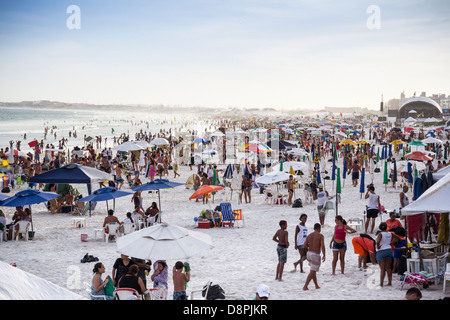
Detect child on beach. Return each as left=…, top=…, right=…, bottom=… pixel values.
left=273, top=220, right=289, bottom=281
left=172, top=261, right=190, bottom=300
left=293, top=214, right=308, bottom=273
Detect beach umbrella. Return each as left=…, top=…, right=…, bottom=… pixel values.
left=336, top=167, right=341, bottom=194
left=339, top=139, right=357, bottom=146
left=407, top=162, right=413, bottom=184
left=393, top=160, right=398, bottom=187
left=0, top=261, right=86, bottom=300
left=359, top=167, right=365, bottom=198
left=316, top=163, right=322, bottom=185
left=77, top=187, right=133, bottom=212
left=405, top=151, right=432, bottom=162
left=223, top=164, right=234, bottom=179
left=271, top=161, right=306, bottom=173
left=388, top=144, right=392, bottom=158
left=132, top=179, right=184, bottom=218
left=150, top=137, right=170, bottom=146
left=331, top=155, right=336, bottom=181
left=189, top=185, right=224, bottom=200
left=422, top=137, right=443, bottom=145
left=383, top=161, right=388, bottom=190
left=0, top=189, right=60, bottom=232
left=116, top=222, right=214, bottom=261
left=413, top=175, right=423, bottom=200
left=444, top=146, right=448, bottom=160
left=113, top=141, right=144, bottom=152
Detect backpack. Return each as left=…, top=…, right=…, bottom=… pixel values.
left=292, top=198, right=303, bottom=208
left=203, top=284, right=225, bottom=300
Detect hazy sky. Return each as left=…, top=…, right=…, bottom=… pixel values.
left=0, top=0, right=449, bottom=110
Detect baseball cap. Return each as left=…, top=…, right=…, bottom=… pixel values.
left=257, top=284, right=270, bottom=298
left=318, top=184, right=323, bottom=188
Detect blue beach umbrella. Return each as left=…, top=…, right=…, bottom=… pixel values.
left=331, top=156, right=336, bottom=181
left=343, top=158, right=347, bottom=180
left=77, top=186, right=133, bottom=212
left=316, top=163, right=322, bottom=185
left=131, top=179, right=184, bottom=219
left=359, top=167, right=365, bottom=197
left=388, top=144, right=392, bottom=158
left=407, top=162, right=413, bottom=184
left=413, top=176, right=423, bottom=200
left=0, top=189, right=60, bottom=232
left=223, top=164, right=234, bottom=179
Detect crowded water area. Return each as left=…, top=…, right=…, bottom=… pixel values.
left=0, top=104, right=449, bottom=302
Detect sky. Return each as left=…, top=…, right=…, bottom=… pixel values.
left=0, top=0, right=449, bottom=110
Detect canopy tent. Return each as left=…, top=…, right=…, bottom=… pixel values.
left=29, top=164, right=114, bottom=215
left=0, top=261, right=86, bottom=300
left=433, top=166, right=450, bottom=182
left=402, top=172, right=450, bottom=216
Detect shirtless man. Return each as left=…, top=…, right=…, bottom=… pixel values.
left=172, top=261, right=190, bottom=300
left=273, top=220, right=289, bottom=281
left=349, top=159, right=361, bottom=187
left=303, top=223, right=326, bottom=290
left=287, top=175, right=294, bottom=205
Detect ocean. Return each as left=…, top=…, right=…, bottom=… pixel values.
left=0, top=106, right=208, bottom=152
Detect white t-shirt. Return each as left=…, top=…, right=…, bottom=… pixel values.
left=297, top=224, right=308, bottom=246
left=317, top=190, right=327, bottom=206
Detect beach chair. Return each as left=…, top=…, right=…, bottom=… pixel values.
left=232, top=209, right=244, bottom=228
left=121, top=222, right=135, bottom=235
left=13, top=221, right=31, bottom=241
left=347, top=218, right=363, bottom=232
left=113, top=288, right=140, bottom=300
left=84, top=281, right=108, bottom=300
left=219, top=202, right=235, bottom=228
left=104, top=223, right=119, bottom=243
left=443, top=263, right=450, bottom=294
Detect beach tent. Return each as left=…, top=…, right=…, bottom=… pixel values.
left=433, top=166, right=450, bottom=182
left=402, top=172, right=450, bottom=216
left=0, top=261, right=86, bottom=300
left=29, top=163, right=114, bottom=209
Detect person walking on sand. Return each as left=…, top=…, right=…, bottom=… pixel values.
left=365, top=184, right=381, bottom=234
left=287, top=175, right=294, bottom=205
left=292, top=214, right=308, bottom=273
left=330, top=215, right=356, bottom=275
left=273, top=220, right=289, bottom=281
left=303, top=223, right=325, bottom=291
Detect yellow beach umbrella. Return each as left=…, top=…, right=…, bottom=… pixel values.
left=390, top=139, right=406, bottom=145
left=357, top=140, right=370, bottom=145
left=339, top=139, right=357, bottom=146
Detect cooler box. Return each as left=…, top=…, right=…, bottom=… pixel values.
left=222, top=221, right=234, bottom=227
left=198, top=219, right=210, bottom=229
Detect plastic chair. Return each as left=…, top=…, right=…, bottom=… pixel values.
left=189, top=279, right=212, bottom=300
left=114, top=288, right=140, bottom=300
left=84, top=281, right=108, bottom=300
left=13, top=221, right=31, bottom=241
left=104, top=223, right=119, bottom=243
left=122, top=223, right=135, bottom=235
left=348, top=218, right=363, bottom=232
left=443, top=263, right=450, bottom=294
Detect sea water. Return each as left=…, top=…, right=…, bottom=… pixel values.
left=0, top=106, right=210, bottom=152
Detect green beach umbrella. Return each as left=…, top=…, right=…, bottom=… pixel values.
left=336, top=167, right=341, bottom=194
left=383, top=161, right=389, bottom=188
left=376, top=147, right=380, bottom=163
left=279, top=160, right=283, bottom=172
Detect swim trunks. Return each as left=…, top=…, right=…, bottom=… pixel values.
left=173, top=291, right=187, bottom=300
left=307, top=251, right=321, bottom=271
left=277, top=244, right=287, bottom=263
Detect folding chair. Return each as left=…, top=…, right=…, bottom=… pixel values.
left=113, top=288, right=140, bottom=300
left=189, top=279, right=212, bottom=300
left=232, top=209, right=244, bottom=228
left=219, top=202, right=235, bottom=227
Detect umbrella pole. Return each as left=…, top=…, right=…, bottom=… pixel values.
left=158, top=190, right=161, bottom=223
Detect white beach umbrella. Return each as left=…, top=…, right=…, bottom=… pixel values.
left=113, top=141, right=144, bottom=152
left=116, top=223, right=214, bottom=260
left=421, top=137, right=443, bottom=145
left=255, top=171, right=293, bottom=185
left=150, top=137, right=170, bottom=146
left=271, top=161, right=307, bottom=172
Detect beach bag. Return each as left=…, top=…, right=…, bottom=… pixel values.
left=292, top=198, right=303, bottom=208
left=104, top=279, right=115, bottom=297
left=203, top=284, right=225, bottom=300
left=1, top=187, right=10, bottom=193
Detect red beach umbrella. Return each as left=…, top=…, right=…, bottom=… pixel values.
left=404, top=151, right=432, bottom=162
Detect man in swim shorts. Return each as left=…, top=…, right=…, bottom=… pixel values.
left=303, top=223, right=325, bottom=290
left=273, top=220, right=289, bottom=281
